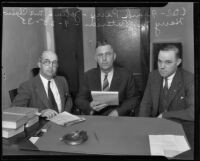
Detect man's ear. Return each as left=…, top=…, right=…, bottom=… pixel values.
left=113, top=52, right=116, bottom=60
left=177, top=58, right=182, bottom=66
left=94, top=54, right=98, bottom=62
left=38, top=61, right=41, bottom=68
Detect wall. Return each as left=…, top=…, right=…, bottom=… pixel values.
left=79, top=7, right=97, bottom=72
left=79, top=3, right=194, bottom=74
left=150, top=2, right=194, bottom=73
left=2, top=7, right=47, bottom=108
left=44, top=8, right=55, bottom=51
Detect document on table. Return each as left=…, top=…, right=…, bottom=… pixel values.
left=149, top=135, right=190, bottom=158
left=91, top=91, right=119, bottom=106
left=48, top=111, right=85, bottom=126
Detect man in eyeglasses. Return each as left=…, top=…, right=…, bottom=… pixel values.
left=12, top=51, right=73, bottom=119
left=75, top=41, right=139, bottom=116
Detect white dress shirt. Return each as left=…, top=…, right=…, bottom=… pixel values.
left=163, top=72, right=176, bottom=89
left=100, top=69, right=114, bottom=91
left=40, top=74, right=62, bottom=113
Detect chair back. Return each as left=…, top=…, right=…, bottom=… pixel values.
left=9, top=88, right=18, bottom=102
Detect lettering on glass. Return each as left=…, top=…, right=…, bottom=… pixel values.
left=151, top=7, right=186, bottom=37
left=3, top=7, right=144, bottom=32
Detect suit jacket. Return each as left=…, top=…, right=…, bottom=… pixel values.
left=75, top=66, right=139, bottom=116
left=12, top=75, right=73, bottom=113
left=139, top=68, right=194, bottom=121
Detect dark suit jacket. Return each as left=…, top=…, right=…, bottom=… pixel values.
left=12, top=75, right=73, bottom=113
left=75, top=67, right=139, bottom=116
left=139, top=68, right=194, bottom=121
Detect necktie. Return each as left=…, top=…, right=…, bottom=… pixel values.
left=103, top=74, right=109, bottom=91
left=48, top=81, right=58, bottom=112
left=163, top=78, right=169, bottom=97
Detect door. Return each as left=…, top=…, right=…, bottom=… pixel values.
left=53, top=8, right=84, bottom=103
left=96, top=7, right=150, bottom=94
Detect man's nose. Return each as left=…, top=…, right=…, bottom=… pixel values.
left=160, top=63, right=165, bottom=69
left=102, top=55, right=107, bottom=61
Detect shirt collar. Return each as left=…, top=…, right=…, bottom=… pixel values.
left=166, top=72, right=176, bottom=81
left=40, top=74, right=54, bottom=86
left=100, top=68, right=114, bottom=77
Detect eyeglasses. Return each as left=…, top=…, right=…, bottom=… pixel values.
left=41, top=59, right=58, bottom=67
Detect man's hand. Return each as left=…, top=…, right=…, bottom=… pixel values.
left=108, top=110, right=119, bottom=117
left=40, top=109, right=58, bottom=119
left=90, top=101, right=108, bottom=112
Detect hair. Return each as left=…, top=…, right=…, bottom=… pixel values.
left=159, top=44, right=182, bottom=59
left=96, top=40, right=111, bottom=48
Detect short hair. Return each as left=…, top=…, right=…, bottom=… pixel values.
left=96, top=40, right=111, bottom=48
left=159, top=44, right=182, bottom=59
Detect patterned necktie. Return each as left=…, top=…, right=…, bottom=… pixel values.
left=103, top=74, right=109, bottom=91
left=48, top=81, right=58, bottom=112
left=163, top=78, right=169, bottom=97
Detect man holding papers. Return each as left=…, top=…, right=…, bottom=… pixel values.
left=75, top=41, right=139, bottom=116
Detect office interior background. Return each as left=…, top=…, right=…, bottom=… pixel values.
left=2, top=2, right=195, bottom=111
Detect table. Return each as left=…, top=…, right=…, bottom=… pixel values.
left=2, top=116, right=194, bottom=160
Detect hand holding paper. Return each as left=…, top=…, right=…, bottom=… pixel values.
left=90, top=101, right=108, bottom=111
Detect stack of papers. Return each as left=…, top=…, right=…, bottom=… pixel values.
left=48, top=111, right=85, bottom=126
left=149, top=135, right=190, bottom=158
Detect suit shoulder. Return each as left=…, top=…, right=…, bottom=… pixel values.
left=148, top=70, right=160, bottom=78
left=181, top=69, right=194, bottom=82
left=85, top=68, right=99, bottom=76
left=55, top=75, right=68, bottom=83
left=115, top=67, right=132, bottom=76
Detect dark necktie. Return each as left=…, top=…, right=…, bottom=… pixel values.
left=48, top=81, right=58, bottom=112
left=163, top=78, right=169, bottom=98
left=102, top=74, right=109, bottom=91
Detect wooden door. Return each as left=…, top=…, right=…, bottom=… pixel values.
left=96, top=7, right=150, bottom=94
left=53, top=8, right=84, bottom=102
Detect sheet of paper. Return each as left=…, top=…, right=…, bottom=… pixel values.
left=149, top=135, right=190, bottom=158
left=91, top=91, right=119, bottom=106
left=29, top=137, right=39, bottom=144
left=48, top=111, right=85, bottom=126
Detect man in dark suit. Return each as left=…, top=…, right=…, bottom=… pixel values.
left=12, top=50, right=73, bottom=119
left=139, top=45, right=194, bottom=121
left=75, top=41, right=139, bottom=116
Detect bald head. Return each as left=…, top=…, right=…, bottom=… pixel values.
left=40, top=51, right=58, bottom=61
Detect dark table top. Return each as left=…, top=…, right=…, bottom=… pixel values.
left=2, top=116, right=194, bottom=160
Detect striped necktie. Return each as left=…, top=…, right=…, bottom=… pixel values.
left=48, top=81, right=58, bottom=112
left=102, top=74, right=109, bottom=91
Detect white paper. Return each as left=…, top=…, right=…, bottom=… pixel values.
left=91, top=91, right=119, bottom=105
left=149, top=135, right=190, bottom=158
left=48, top=111, right=85, bottom=126
left=29, top=137, right=39, bottom=144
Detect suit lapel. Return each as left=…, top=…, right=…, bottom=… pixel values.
left=35, top=75, right=50, bottom=108
left=167, top=69, right=182, bottom=107
left=94, top=68, right=102, bottom=91
left=110, top=67, right=121, bottom=91
left=54, top=77, right=65, bottom=112
left=152, top=73, right=162, bottom=113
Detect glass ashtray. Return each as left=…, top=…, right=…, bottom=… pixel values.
left=60, top=130, right=88, bottom=145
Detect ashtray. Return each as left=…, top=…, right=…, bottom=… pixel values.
left=60, top=130, right=88, bottom=145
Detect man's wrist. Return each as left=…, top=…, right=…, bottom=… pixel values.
left=90, top=110, right=94, bottom=115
